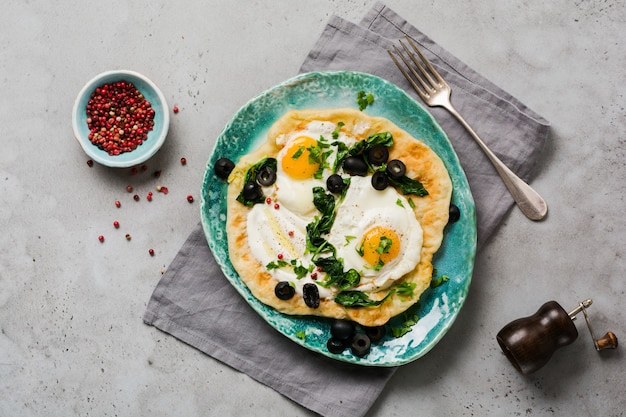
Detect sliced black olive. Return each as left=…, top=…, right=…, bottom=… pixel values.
left=330, top=319, right=356, bottom=341
left=242, top=181, right=263, bottom=201
left=256, top=165, right=277, bottom=186
left=214, top=157, right=235, bottom=179
left=366, top=144, right=389, bottom=166
left=350, top=333, right=371, bottom=357
left=303, top=283, right=320, bottom=308
left=343, top=155, right=368, bottom=176
left=364, top=326, right=386, bottom=343
left=386, top=159, right=406, bottom=179
left=274, top=281, right=295, bottom=300
left=326, top=174, right=345, bottom=194
left=371, top=171, right=389, bottom=191
left=326, top=337, right=347, bottom=354
left=449, top=203, right=461, bottom=223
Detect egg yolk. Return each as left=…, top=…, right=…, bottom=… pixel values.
left=359, top=226, right=401, bottom=267
left=281, top=136, right=320, bottom=179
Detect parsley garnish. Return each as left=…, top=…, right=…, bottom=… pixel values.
left=357, top=90, right=375, bottom=111
left=266, top=259, right=289, bottom=270
left=390, top=303, right=420, bottom=337
left=395, top=281, right=416, bottom=299
left=376, top=236, right=393, bottom=254
left=332, top=122, right=345, bottom=139
left=430, top=274, right=450, bottom=288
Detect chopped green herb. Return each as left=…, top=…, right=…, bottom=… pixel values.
left=292, top=146, right=305, bottom=159
left=266, top=259, right=289, bottom=270
left=356, top=241, right=365, bottom=257
left=292, top=262, right=309, bottom=280
left=407, top=197, right=416, bottom=209
left=344, top=235, right=356, bottom=246
left=396, top=198, right=404, bottom=208
left=395, top=281, right=416, bottom=299
left=296, top=331, right=306, bottom=340
left=372, top=258, right=385, bottom=271
left=430, top=274, right=450, bottom=288
left=390, top=304, right=420, bottom=337
left=357, top=90, right=375, bottom=111
left=332, top=121, right=345, bottom=139
left=376, top=236, right=393, bottom=254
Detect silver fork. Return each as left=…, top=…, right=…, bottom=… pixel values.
left=388, top=36, right=547, bottom=221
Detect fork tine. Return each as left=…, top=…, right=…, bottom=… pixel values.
left=397, top=39, right=438, bottom=94
left=403, top=35, right=446, bottom=86
left=387, top=45, right=429, bottom=99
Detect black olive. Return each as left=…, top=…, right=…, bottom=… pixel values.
left=386, top=159, right=406, bottom=179
left=366, top=144, right=389, bottom=166
left=302, top=283, right=320, bottom=308
left=326, top=174, right=346, bottom=194
left=256, top=165, right=277, bottom=186
left=364, top=326, right=386, bottom=343
left=449, top=203, right=461, bottom=223
left=274, top=281, right=295, bottom=300
left=343, top=155, right=368, bottom=176
left=371, top=171, right=389, bottom=190
left=350, top=333, right=371, bottom=357
left=242, top=181, right=263, bottom=201
left=330, top=319, right=356, bottom=341
left=326, top=337, right=347, bottom=354
left=214, top=158, right=235, bottom=179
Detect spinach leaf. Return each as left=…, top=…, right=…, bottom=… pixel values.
left=388, top=175, right=429, bottom=197
left=334, top=290, right=394, bottom=308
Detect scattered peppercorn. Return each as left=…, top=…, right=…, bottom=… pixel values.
left=115, top=200, right=121, bottom=208
left=173, top=106, right=179, bottom=113
left=153, top=170, right=161, bottom=178
left=133, top=194, right=140, bottom=201
left=156, top=186, right=168, bottom=194
left=113, top=221, right=120, bottom=228
left=87, top=159, right=94, bottom=167
left=141, top=164, right=147, bottom=172
left=147, top=192, right=153, bottom=201
left=126, top=185, right=133, bottom=193
left=180, top=157, right=187, bottom=165
left=131, top=167, right=138, bottom=175
left=187, top=195, right=194, bottom=203
left=125, top=234, right=131, bottom=241
left=148, top=248, right=155, bottom=256
left=98, top=235, right=105, bottom=242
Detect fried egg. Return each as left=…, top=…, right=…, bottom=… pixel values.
left=327, top=176, right=422, bottom=292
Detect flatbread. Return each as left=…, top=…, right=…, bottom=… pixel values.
left=225, top=108, right=452, bottom=326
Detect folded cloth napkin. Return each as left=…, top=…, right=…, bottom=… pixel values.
left=143, top=3, right=550, bottom=417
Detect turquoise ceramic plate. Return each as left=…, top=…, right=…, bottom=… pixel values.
left=200, top=71, right=476, bottom=366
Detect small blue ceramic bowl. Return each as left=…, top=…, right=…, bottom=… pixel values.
left=72, top=70, right=169, bottom=168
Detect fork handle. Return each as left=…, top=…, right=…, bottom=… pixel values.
left=445, top=105, right=548, bottom=220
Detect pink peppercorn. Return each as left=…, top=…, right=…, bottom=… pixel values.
left=187, top=195, right=194, bottom=203
left=98, top=235, right=105, bottom=242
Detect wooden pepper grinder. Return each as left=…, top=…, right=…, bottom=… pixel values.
left=496, top=299, right=618, bottom=374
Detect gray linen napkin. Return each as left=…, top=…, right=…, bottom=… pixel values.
left=143, top=3, right=550, bottom=417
